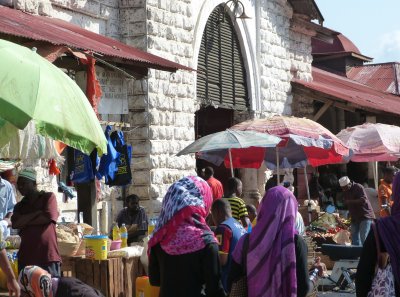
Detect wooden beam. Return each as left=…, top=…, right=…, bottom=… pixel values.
left=313, top=100, right=333, bottom=121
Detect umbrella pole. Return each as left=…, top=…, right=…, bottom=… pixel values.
left=228, top=148, right=234, bottom=177
left=276, top=148, right=280, bottom=184
left=373, top=161, right=378, bottom=190
left=303, top=167, right=312, bottom=224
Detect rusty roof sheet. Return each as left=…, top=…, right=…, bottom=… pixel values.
left=347, top=63, right=400, bottom=96
left=292, top=67, right=400, bottom=116
left=0, top=6, right=192, bottom=73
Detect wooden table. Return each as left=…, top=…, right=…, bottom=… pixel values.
left=67, top=256, right=145, bottom=297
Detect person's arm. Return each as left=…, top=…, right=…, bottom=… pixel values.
left=202, top=243, right=226, bottom=297
left=295, top=235, right=311, bottom=297
left=378, top=186, right=389, bottom=206
left=238, top=200, right=250, bottom=229
left=344, top=185, right=367, bottom=206
left=0, top=248, right=20, bottom=296
left=356, top=230, right=377, bottom=297
left=148, top=245, right=161, bottom=287
left=11, top=209, right=42, bottom=229
left=27, top=194, right=59, bottom=226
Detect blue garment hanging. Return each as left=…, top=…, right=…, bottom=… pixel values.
left=96, top=125, right=120, bottom=183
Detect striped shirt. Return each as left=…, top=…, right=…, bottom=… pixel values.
left=225, top=197, right=248, bottom=221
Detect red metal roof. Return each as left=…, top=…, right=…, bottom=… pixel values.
left=312, top=33, right=372, bottom=61
left=312, top=33, right=361, bottom=54
left=292, top=67, right=400, bottom=116
left=347, top=63, right=400, bottom=96
left=0, top=6, right=192, bottom=72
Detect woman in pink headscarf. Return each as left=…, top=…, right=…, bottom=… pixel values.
left=148, top=176, right=226, bottom=297
left=228, top=186, right=314, bottom=297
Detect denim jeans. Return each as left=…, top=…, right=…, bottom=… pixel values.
left=351, top=219, right=373, bottom=246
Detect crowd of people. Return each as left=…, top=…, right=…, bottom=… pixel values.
left=145, top=166, right=400, bottom=297
left=0, top=164, right=398, bottom=296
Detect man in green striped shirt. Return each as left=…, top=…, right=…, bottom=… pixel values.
left=224, top=177, right=251, bottom=229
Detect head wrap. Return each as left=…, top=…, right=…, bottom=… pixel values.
left=232, top=186, right=298, bottom=297
left=18, top=168, right=37, bottom=182
left=19, top=266, right=53, bottom=297
left=148, top=176, right=217, bottom=255
left=377, top=171, right=400, bottom=284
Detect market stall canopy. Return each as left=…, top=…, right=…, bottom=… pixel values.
left=177, top=130, right=281, bottom=172
left=0, top=39, right=107, bottom=155
left=230, top=115, right=350, bottom=168
left=336, top=123, right=400, bottom=162
left=0, top=6, right=192, bottom=75
left=292, top=67, right=400, bottom=117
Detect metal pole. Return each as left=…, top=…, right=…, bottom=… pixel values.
left=373, top=161, right=378, bottom=190
left=229, top=149, right=234, bottom=177
left=276, top=148, right=280, bottom=184
left=303, top=167, right=312, bottom=224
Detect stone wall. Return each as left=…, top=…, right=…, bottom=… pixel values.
left=5, top=0, right=316, bottom=216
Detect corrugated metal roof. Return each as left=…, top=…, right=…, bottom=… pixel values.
left=292, top=67, right=400, bottom=116
left=347, top=63, right=400, bottom=96
left=312, top=33, right=372, bottom=62
left=0, top=6, right=192, bottom=73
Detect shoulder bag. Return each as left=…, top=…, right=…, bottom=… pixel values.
left=366, top=223, right=395, bottom=297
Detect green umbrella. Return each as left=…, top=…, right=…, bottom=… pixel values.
left=0, top=39, right=107, bottom=155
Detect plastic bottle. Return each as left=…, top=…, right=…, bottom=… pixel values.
left=112, top=223, right=121, bottom=241
left=148, top=218, right=156, bottom=235
left=120, top=223, right=128, bottom=248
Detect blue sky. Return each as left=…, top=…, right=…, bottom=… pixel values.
left=315, top=0, right=400, bottom=63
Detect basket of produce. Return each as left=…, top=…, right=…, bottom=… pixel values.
left=65, top=222, right=94, bottom=236
left=56, top=225, right=80, bottom=256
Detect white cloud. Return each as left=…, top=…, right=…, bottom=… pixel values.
left=372, top=30, right=400, bottom=63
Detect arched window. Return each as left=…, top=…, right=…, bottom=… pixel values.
left=197, top=6, right=249, bottom=110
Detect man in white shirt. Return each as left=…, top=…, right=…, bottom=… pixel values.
left=0, top=177, right=16, bottom=239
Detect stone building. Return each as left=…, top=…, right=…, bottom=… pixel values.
left=0, top=0, right=333, bottom=226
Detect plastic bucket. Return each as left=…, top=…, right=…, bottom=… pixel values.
left=136, top=276, right=160, bottom=297
left=84, top=235, right=108, bottom=260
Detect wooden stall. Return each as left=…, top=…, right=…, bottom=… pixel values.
left=63, top=256, right=145, bottom=297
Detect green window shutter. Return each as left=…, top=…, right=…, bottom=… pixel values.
left=197, top=6, right=249, bottom=110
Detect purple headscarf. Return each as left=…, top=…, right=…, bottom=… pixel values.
left=232, top=186, right=298, bottom=297
left=377, top=171, right=400, bottom=284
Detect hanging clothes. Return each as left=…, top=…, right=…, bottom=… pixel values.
left=96, top=125, right=120, bottom=183
left=107, top=130, right=132, bottom=186
left=71, top=149, right=97, bottom=184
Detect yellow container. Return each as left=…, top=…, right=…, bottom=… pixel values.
left=84, top=235, right=108, bottom=260
left=136, top=276, right=160, bottom=297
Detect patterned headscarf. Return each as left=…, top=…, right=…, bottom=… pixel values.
left=377, top=171, right=400, bottom=284
left=19, top=266, right=53, bottom=297
left=148, top=176, right=217, bottom=255
left=232, top=186, right=298, bottom=297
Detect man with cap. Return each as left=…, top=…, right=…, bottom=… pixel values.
left=339, top=176, right=375, bottom=245
left=11, top=168, right=61, bottom=277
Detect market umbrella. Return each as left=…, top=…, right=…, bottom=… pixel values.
left=222, top=115, right=350, bottom=223
left=337, top=122, right=400, bottom=188
left=177, top=129, right=282, bottom=176
left=0, top=39, right=107, bottom=155
left=337, top=123, right=400, bottom=162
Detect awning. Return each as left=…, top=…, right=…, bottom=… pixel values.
left=0, top=6, right=192, bottom=74
left=292, top=67, right=400, bottom=116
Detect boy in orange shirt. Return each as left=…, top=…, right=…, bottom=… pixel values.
left=378, top=166, right=396, bottom=217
